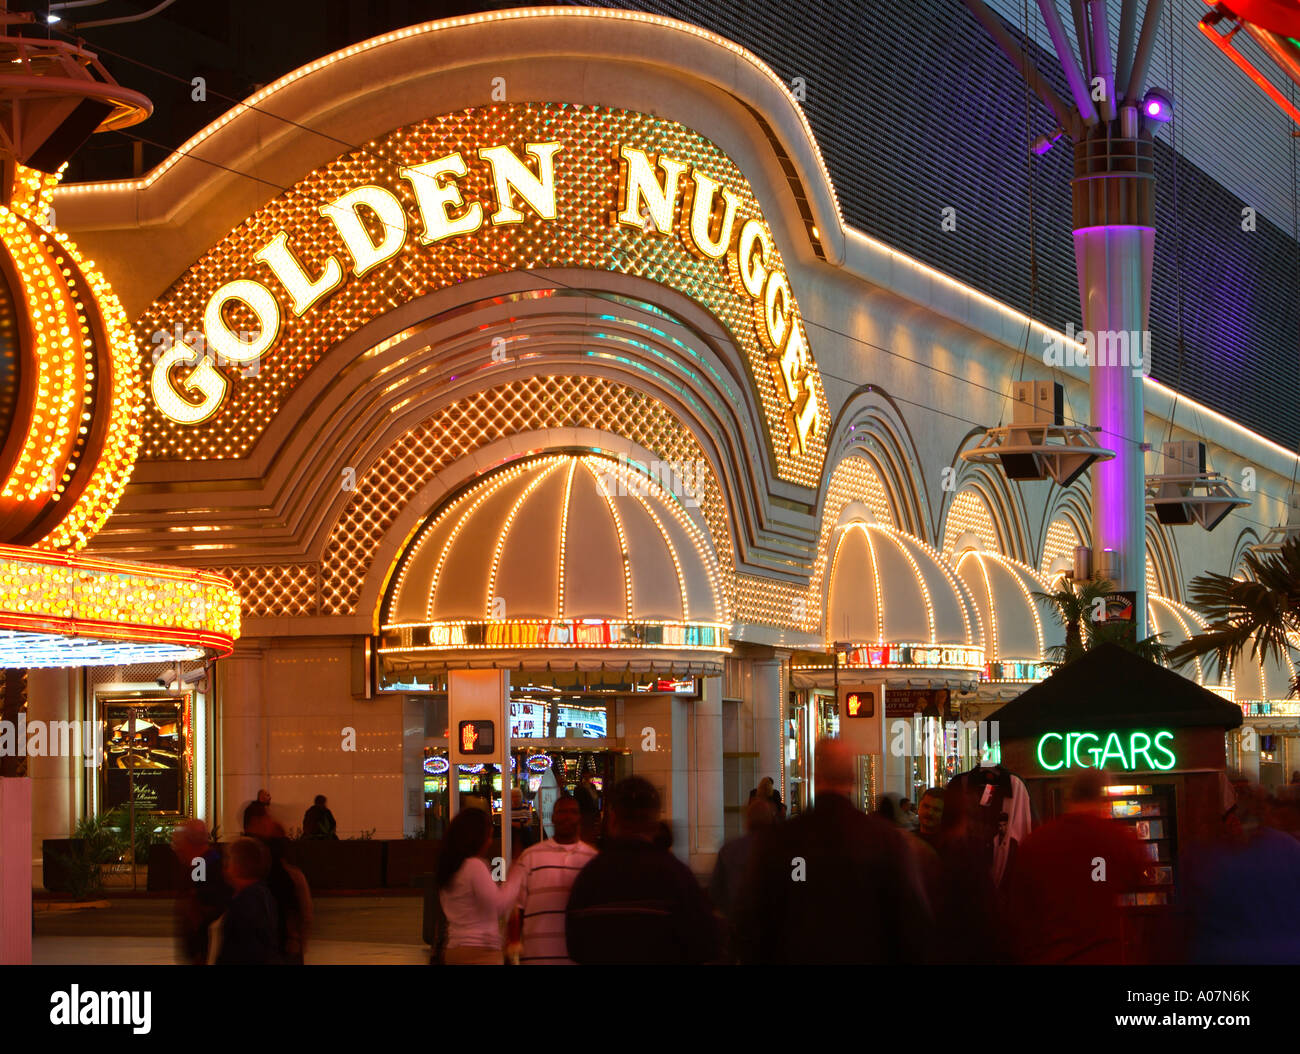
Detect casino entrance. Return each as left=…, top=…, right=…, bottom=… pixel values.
left=376, top=452, right=730, bottom=861
left=408, top=679, right=703, bottom=843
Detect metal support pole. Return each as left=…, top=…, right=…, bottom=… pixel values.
left=1115, top=0, right=1138, bottom=95
left=1124, top=0, right=1165, bottom=103
left=1038, top=0, right=1102, bottom=124
left=1073, top=133, right=1154, bottom=640
left=1072, top=0, right=1094, bottom=85
left=962, top=0, right=1081, bottom=136
left=1090, top=0, right=1117, bottom=123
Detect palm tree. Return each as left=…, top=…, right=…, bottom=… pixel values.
left=1033, top=578, right=1170, bottom=668
left=1168, top=535, right=1300, bottom=695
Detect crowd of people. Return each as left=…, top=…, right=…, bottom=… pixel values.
left=433, top=739, right=1300, bottom=965
left=168, top=755, right=1300, bottom=965
left=171, top=788, right=318, bottom=965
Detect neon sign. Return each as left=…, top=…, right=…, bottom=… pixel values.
left=457, top=719, right=494, bottom=756
left=1035, top=729, right=1177, bottom=772
left=148, top=109, right=822, bottom=457
left=835, top=643, right=986, bottom=672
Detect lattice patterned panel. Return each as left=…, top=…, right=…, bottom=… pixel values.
left=137, top=102, right=828, bottom=484
left=943, top=490, right=999, bottom=555
left=320, top=375, right=737, bottom=616
left=1040, top=519, right=1081, bottom=579
left=88, top=658, right=205, bottom=690
left=733, top=574, right=809, bottom=630
left=206, top=564, right=317, bottom=618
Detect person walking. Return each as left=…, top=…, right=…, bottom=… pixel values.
left=215, top=837, right=280, bottom=965
left=510, top=795, right=597, bottom=964
left=710, top=797, right=777, bottom=960
left=301, top=795, right=337, bottom=839
left=1002, top=769, right=1143, bottom=964
left=574, top=771, right=601, bottom=842
left=733, top=738, right=933, bottom=964
left=258, top=821, right=313, bottom=964
left=171, top=819, right=230, bottom=965
left=565, top=777, right=719, bottom=964
left=436, top=806, right=524, bottom=965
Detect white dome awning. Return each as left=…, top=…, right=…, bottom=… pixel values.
left=379, top=453, right=728, bottom=673
left=1147, top=594, right=1227, bottom=692
left=953, top=547, right=1060, bottom=681
left=817, top=519, right=983, bottom=681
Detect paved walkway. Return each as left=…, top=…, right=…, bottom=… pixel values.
left=33, top=895, right=428, bottom=966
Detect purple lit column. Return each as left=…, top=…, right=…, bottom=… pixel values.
left=1072, top=130, right=1154, bottom=639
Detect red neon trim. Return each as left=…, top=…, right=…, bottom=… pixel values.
left=0, top=543, right=236, bottom=588
left=0, top=611, right=233, bottom=655
left=1199, top=16, right=1300, bottom=129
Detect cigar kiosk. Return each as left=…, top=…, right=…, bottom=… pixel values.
left=989, top=644, right=1241, bottom=959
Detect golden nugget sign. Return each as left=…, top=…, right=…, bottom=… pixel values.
left=145, top=104, right=825, bottom=467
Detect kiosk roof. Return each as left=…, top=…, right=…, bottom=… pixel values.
left=988, top=643, right=1244, bottom=738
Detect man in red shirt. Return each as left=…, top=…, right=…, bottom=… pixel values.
left=1003, top=768, right=1144, bottom=964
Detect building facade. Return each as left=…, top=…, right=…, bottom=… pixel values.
left=24, top=8, right=1300, bottom=880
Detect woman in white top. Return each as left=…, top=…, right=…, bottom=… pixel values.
left=436, top=806, right=523, bottom=965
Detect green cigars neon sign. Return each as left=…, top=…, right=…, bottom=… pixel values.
left=1035, top=729, right=1177, bottom=772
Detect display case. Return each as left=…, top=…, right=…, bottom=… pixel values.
left=1105, top=782, right=1178, bottom=906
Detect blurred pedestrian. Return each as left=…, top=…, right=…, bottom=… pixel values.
left=1184, top=783, right=1300, bottom=964
left=215, top=837, right=280, bottom=965
left=301, top=794, right=337, bottom=839
left=509, top=786, right=537, bottom=857
left=926, top=782, right=1009, bottom=963
left=1002, top=769, right=1143, bottom=964
left=710, top=797, right=777, bottom=959
left=566, top=776, right=719, bottom=963
left=874, top=792, right=905, bottom=826
left=733, top=739, right=933, bottom=964
left=509, top=795, right=596, bottom=964
left=171, top=819, right=229, bottom=965
left=575, top=771, right=601, bottom=843
left=749, top=776, right=785, bottom=820
left=242, top=788, right=271, bottom=835
left=915, top=787, right=945, bottom=851
left=436, top=806, right=523, bottom=965
left=898, top=798, right=919, bottom=831
left=258, top=821, right=313, bottom=964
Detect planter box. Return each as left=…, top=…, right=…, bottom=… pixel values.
left=42, top=839, right=82, bottom=894
left=146, top=843, right=182, bottom=892
left=288, top=839, right=385, bottom=890
left=384, top=840, right=438, bottom=887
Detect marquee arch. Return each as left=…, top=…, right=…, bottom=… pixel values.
left=824, top=387, right=932, bottom=542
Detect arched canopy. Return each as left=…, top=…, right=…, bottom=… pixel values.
left=379, top=452, right=728, bottom=676
left=1147, top=594, right=1225, bottom=690
left=952, top=546, right=1060, bottom=682
left=821, top=511, right=983, bottom=680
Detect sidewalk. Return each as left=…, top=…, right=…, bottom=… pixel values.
left=33, top=895, right=428, bottom=965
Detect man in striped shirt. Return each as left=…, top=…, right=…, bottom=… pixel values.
left=511, top=795, right=597, bottom=964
